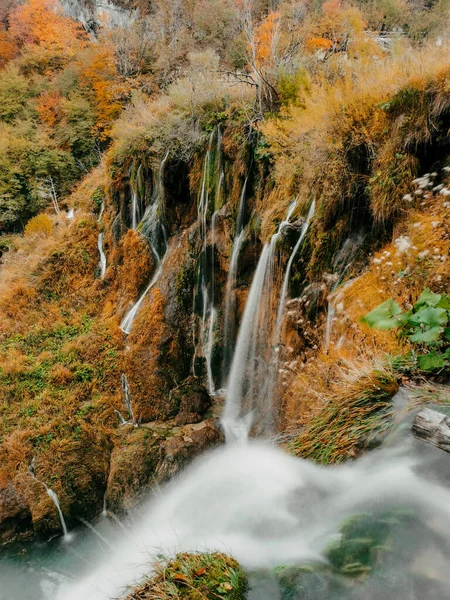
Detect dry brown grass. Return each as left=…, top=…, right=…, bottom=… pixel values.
left=261, top=43, right=450, bottom=240
left=288, top=359, right=398, bottom=464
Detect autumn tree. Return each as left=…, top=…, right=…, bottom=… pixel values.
left=0, top=27, right=18, bottom=67
left=9, top=0, right=86, bottom=71
left=230, top=0, right=306, bottom=113
left=304, top=0, right=376, bottom=61
left=79, top=42, right=131, bottom=140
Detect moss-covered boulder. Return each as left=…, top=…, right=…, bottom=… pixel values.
left=106, top=419, right=223, bottom=513
left=127, top=552, right=248, bottom=599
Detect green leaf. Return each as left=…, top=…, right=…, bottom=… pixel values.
left=418, top=352, right=446, bottom=371
left=409, top=327, right=444, bottom=344
left=361, top=299, right=404, bottom=330
left=408, top=307, right=448, bottom=328
left=444, top=327, right=450, bottom=341
left=414, top=288, right=442, bottom=310
left=436, top=294, right=450, bottom=310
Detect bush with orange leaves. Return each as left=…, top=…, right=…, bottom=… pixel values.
left=9, top=0, right=86, bottom=70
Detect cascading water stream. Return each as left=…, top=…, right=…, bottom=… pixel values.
left=28, top=460, right=70, bottom=540
left=222, top=177, right=248, bottom=381
left=273, top=199, right=315, bottom=348
left=97, top=232, right=106, bottom=279
left=130, top=164, right=144, bottom=230
left=46, top=489, right=69, bottom=539
left=97, top=201, right=105, bottom=224
left=222, top=201, right=298, bottom=442
left=193, top=129, right=220, bottom=394
left=120, top=153, right=169, bottom=335
left=203, top=210, right=218, bottom=394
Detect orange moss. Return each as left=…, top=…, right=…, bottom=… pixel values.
left=111, top=229, right=154, bottom=317
left=123, top=287, right=168, bottom=422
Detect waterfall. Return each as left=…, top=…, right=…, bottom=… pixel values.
left=120, top=152, right=169, bottom=335
left=28, top=460, right=70, bottom=540
left=97, top=201, right=105, bottom=223
left=193, top=130, right=219, bottom=393
left=97, top=232, right=106, bottom=279
left=203, top=210, right=218, bottom=393
left=222, top=201, right=298, bottom=443
left=130, top=163, right=144, bottom=230
left=273, top=200, right=315, bottom=347
left=121, top=373, right=136, bottom=426
left=222, top=177, right=248, bottom=381
left=46, top=488, right=69, bottom=538
left=120, top=260, right=164, bottom=335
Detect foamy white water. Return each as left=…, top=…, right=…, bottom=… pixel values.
left=49, top=436, right=450, bottom=600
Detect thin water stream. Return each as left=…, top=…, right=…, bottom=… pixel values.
left=97, top=232, right=106, bottom=279
left=120, top=153, right=169, bottom=335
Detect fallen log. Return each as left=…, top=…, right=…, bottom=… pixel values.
left=412, top=408, right=450, bottom=453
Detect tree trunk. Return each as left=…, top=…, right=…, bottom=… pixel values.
left=412, top=408, right=450, bottom=453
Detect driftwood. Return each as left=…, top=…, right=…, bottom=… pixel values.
left=412, top=408, right=450, bottom=453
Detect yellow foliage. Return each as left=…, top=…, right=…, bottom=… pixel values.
left=24, top=213, right=53, bottom=237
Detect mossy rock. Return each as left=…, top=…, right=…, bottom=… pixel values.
left=106, top=428, right=163, bottom=513
left=128, top=552, right=248, bottom=599
left=169, top=377, right=212, bottom=425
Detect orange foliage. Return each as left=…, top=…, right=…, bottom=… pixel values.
left=0, top=27, right=17, bottom=67
left=79, top=43, right=130, bottom=139
left=36, top=90, right=62, bottom=126
left=252, top=10, right=281, bottom=67
left=306, top=36, right=333, bottom=51
left=9, top=0, right=86, bottom=57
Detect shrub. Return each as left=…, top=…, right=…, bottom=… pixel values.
left=24, top=213, right=53, bottom=237
left=362, top=288, right=450, bottom=372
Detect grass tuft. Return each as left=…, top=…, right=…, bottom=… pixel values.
left=127, top=552, right=248, bottom=600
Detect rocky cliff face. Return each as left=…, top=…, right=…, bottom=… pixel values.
left=2, top=66, right=450, bottom=544
left=60, top=0, right=136, bottom=32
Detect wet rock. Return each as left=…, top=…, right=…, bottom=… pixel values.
left=170, top=376, right=212, bottom=426
left=157, top=419, right=224, bottom=481
left=106, top=418, right=223, bottom=513
left=106, top=428, right=164, bottom=513
left=0, top=482, right=33, bottom=544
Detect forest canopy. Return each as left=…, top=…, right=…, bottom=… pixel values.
left=0, top=0, right=448, bottom=230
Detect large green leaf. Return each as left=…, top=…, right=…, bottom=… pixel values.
left=409, top=327, right=445, bottom=344
left=361, top=299, right=404, bottom=330
left=414, top=288, right=442, bottom=310
left=418, top=352, right=446, bottom=371
left=408, top=306, right=448, bottom=328
left=436, top=294, right=450, bottom=310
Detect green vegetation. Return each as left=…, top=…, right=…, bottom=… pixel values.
left=128, top=552, right=248, bottom=600
left=362, top=289, right=450, bottom=372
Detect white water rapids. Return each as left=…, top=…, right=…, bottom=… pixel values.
left=4, top=426, right=450, bottom=600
